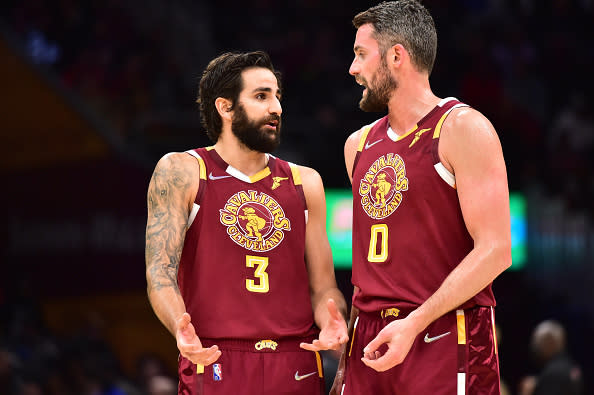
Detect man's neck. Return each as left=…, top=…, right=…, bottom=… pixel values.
left=386, top=78, right=440, bottom=135
left=213, top=139, right=268, bottom=176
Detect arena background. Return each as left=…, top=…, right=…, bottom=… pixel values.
left=1, top=0, right=593, bottom=393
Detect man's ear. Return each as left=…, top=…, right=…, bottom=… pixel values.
left=387, top=43, right=407, bottom=69
left=215, top=97, right=233, bottom=120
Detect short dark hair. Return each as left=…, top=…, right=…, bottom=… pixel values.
left=353, top=0, right=437, bottom=75
left=197, top=51, right=281, bottom=142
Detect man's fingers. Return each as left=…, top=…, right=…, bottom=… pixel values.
left=362, top=331, right=386, bottom=355
left=361, top=354, right=389, bottom=371
left=361, top=348, right=399, bottom=372
left=201, top=349, right=222, bottom=366
left=300, top=340, right=322, bottom=351
left=186, top=345, right=221, bottom=366
left=362, top=350, right=381, bottom=360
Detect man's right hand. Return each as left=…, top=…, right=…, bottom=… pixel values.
left=176, top=313, right=221, bottom=366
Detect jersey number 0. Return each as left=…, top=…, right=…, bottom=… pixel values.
left=368, top=224, right=388, bottom=263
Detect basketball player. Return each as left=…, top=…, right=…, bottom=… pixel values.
left=145, top=51, right=348, bottom=395
left=331, top=1, right=512, bottom=394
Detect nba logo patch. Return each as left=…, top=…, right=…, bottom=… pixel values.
left=213, top=363, right=222, bottom=381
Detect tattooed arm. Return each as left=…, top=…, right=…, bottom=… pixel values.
left=145, top=152, right=221, bottom=366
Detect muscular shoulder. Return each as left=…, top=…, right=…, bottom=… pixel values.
left=150, top=152, right=201, bottom=208
left=345, top=128, right=364, bottom=154
left=345, top=118, right=382, bottom=154
left=345, top=119, right=382, bottom=180
left=295, top=165, right=324, bottom=195
left=441, top=107, right=498, bottom=144
left=439, top=107, right=501, bottom=171
left=154, top=152, right=200, bottom=179
left=294, top=165, right=326, bottom=216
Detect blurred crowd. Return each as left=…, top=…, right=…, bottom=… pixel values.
left=0, top=277, right=177, bottom=395
left=3, top=0, right=594, bottom=197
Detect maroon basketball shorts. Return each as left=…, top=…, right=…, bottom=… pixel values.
left=178, top=337, right=324, bottom=395
left=342, top=306, right=500, bottom=394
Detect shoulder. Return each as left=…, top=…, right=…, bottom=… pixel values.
left=345, top=118, right=383, bottom=153
left=441, top=106, right=498, bottom=142
left=156, top=151, right=200, bottom=170
left=151, top=151, right=202, bottom=186
left=289, top=164, right=324, bottom=201
left=294, top=165, right=323, bottom=189
left=439, top=106, right=503, bottom=171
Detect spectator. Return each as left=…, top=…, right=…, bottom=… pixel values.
left=519, top=320, right=583, bottom=395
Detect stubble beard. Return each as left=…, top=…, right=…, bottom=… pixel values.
left=359, top=61, right=397, bottom=112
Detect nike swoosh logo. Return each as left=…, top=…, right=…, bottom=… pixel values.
left=208, top=172, right=232, bottom=180
left=294, top=371, right=317, bottom=381
left=365, top=139, right=383, bottom=149
left=424, top=331, right=451, bottom=343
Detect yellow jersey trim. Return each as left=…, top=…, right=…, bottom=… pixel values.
left=394, top=124, right=419, bottom=141
left=433, top=110, right=451, bottom=139
left=249, top=167, right=271, bottom=183
left=289, top=163, right=302, bottom=186
left=196, top=156, right=207, bottom=180
left=357, top=126, right=372, bottom=152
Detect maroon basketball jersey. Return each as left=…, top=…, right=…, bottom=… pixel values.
left=351, top=97, right=496, bottom=312
left=178, top=147, right=316, bottom=339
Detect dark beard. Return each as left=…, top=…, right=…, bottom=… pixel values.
left=231, top=104, right=281, bottom=153
left=359, top=61, right=397, bottom=112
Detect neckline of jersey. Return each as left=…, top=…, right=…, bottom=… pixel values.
left=206, top=147, right=273, bottom=183
left=386, top=97, right=457, bottom=142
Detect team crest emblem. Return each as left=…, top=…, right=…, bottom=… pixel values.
left=220, top=190, right=291, bottom=252
left=359, top=153, right=408, bottom=219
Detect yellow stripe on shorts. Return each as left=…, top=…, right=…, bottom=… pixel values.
left=456, top=309, right=466, bottom=344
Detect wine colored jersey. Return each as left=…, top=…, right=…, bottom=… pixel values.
left=178, top=147, right=317, bottom=339
left=351, top=97, right=496, bottom=312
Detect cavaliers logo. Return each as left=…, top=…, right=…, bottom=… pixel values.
left=220, top=190, right=291, bottom=252
left=359, top=153, right=408, bottom=219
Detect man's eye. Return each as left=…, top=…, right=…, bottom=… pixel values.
left=256, top=94, right=265, bottom=100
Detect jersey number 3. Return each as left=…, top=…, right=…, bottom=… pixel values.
left=246, top=255, right=270, bottom=293
left=368, top=224, right=388, bottom=263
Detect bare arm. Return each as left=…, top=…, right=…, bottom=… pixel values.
left=299, top=166, right=348, bottom=351
left=362, top=108, right=512, bottom=371
left=407, top=107, right=512, bottom=331
left=145, top=152, right=220, bottom=365
left=344, top=129, right=363, bottom=182
left=145, top=153, right=197, bottom=333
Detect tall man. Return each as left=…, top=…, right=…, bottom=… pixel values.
left=145, top=51, right=348, bottom=395
left=332, top=1, right=511, bottom=394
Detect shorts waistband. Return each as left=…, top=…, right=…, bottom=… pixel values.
left=358, top=306, right=416, bottom=320
left=358, top=305, right=490, bottom=321
left=200, top=336, right=317, bottom=353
